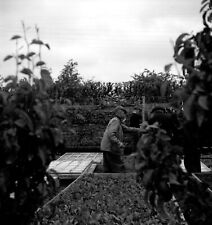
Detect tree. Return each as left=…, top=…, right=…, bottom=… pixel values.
left=132, top=69, right=182, bottom=102
left=52, top=60, right=83, bottom=103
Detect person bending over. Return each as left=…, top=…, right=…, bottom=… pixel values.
left=100, top=105, right=144, bottom=173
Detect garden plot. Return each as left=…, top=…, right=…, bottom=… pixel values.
left=35, top=173, right=184, bottom=225
left=47, top=152, right=103, bottom=179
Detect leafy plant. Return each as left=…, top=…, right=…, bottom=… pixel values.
left=170, top=0, right=212, bottom=173
left=136, top=1, right=212, bottom=224
left=3, top=21, right=51, bottom=84
left=136, top=123, right=184, bottom=223
left=0, top=23, right=65, bottom=225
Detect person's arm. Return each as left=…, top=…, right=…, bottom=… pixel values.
left=108, top=119, right=124, bottom=148
left=122, top=123, right=146, bottom=134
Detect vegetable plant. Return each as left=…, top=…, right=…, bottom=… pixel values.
left=0, top=22, right=65, bottom=225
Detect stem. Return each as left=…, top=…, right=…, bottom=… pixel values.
left=34, top=25, right=43, bottom=83
left=35, top=25, right=42, bottom=63
left=22, top=21, right=31, bottom=83
left=15, top=39, right=19, bottom=79
left=32, top=58, right=35, bottom=74
left=22, top=21, right=30, bottom=68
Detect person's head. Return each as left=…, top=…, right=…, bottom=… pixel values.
left=113, top=106, right=127, bottom=122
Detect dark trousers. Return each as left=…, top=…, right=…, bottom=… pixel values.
left=183, top=123, right=201, bottom=173
left=103, top=151, right=125, bottom=173
left=132, top=134, right=139, bottom=153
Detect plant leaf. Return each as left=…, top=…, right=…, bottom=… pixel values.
left=14, top=119, right=26, bottom=128
left=10, top=35, right=21, bottom=40
left=198, top=95, right=209, bottom=110
left=4, top=75, right=16, bottom=82
left=183, top=94, right=196, bottom=120
left=200, top=1, right=209, bottom=13
left=36, top=61, right=46, bottom=66
left=164, top=63, right=173, bottom=73
left=197, top=111, right=205, bottom=127
left=3, top=55, right=13, bottom=61
left=201, top=0, right=208, bottom=4
left=34, top=104, right=46, bottom=123
left=169, top=173, right=180, bottom=185
left=18, top=54, right=26, bottom=60
left=21, top=68, right=33, bottom=76
left=27, top=52, right=36, bottom=57
left=40, top=69, right=53, bottom=88
left=15, top=109, right=34, bottom=131
left=175, top=33, right=189, bottom=47
left=45, top=43, right=50, bottom=50
left=31, top=39, right=43, bottom=45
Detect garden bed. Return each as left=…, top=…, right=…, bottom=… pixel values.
left=34, top=173, right=183, bottom=225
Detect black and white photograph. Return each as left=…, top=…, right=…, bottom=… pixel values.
left=1, top=0, right=212, bottom=224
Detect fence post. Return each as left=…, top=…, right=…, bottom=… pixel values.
left=142, top=96, right=146, bottom=122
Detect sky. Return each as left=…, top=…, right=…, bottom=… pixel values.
left=0, top=0, right=203, bottom=82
